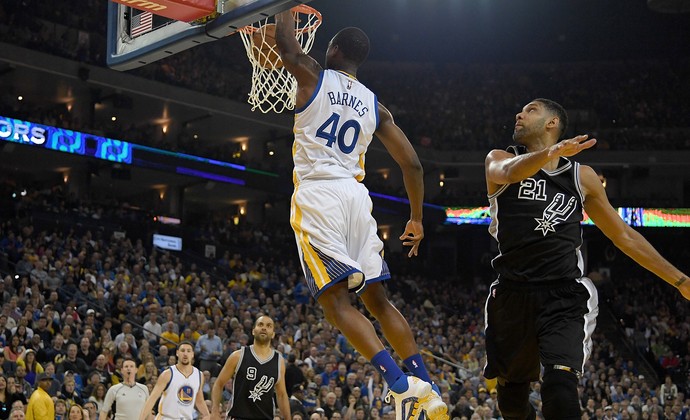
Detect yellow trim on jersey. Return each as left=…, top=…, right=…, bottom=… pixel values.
left=157, top=390, right=166, bottom=415
left=292, top=140, right=299, bottom=186
left=355, top=152, right=365, bottom=182
left=290, top=187, right=329, bottom=288
left=336, top=70, right=357, bottom=80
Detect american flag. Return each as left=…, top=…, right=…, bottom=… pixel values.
left=130, top=11, right=153, bottom=37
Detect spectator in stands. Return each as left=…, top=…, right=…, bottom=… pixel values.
left=54, top=399, right=68, bottom=419
left=37, top=334, right=64, bottom=366
left=11, top=326, right=30, bottom=347
left=67, top=404, right=85, bottom=420
left=15, top=350, right=42, bottom=387
left=77, top=337, right=95, bottom=368
left=0, top=375, right=13, bottom=420
left=154, top=345, right=168, bottom=368
left=57, top=377, right=83, bottom=408
left=5, top=376, right=26, bottom=410
left=195, top=322, right=222, bottom=376
left=82, top=401, right=98, bottom=420
left=0, top=354, right=13, bottom=378
left=89, top=354, right=111, bottom=387
left=4, top=336, right=24, bottom=363
left=142, top=313, right=161, bottom=346
left=57, top=344, right=88, bottom=378
left=86, top=383, right=106, bottom=409
left=25, top=372, right=54, bottom=420
left=109, top=299, right=128, bottom=337
left=290, top=384, right=308, bottom=419
left=32, top=318, right=51, bottom=346
left=113, top=323, right=136, bottom=352
left=660, top=350, right=680, bottom=375
left=136, top=361, right=158, bottom=386
left=659, top=375, right=678, bottom=406
left=9, top=408, right=24, bottom=420
left=14, top=367, right=32, bottom=400
left=160, top=322, right=180, bottom=350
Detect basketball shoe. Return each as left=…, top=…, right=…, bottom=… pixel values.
left=420, top=385, right=449, bottom=420
left=385, top=376, right=446, bottom=420
left=399, top=383, right=449, bottom=420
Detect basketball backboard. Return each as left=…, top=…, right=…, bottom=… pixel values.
left=106, top=0, right=312, bottom=71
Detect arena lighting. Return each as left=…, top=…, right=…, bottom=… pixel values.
left=445, top=207, right=690, bottom=227
left=0, top=115, right=131, bottom=163
left=155, top=216, right=181, bottom=225
left=132, top=144, right=278, bottom=177
left=175, top=167, right=245, bottom=185
left=369, top=191, right=446, bottom=211
left=0, top=115, right=280, bottom=179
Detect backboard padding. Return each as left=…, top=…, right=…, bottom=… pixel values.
left=106, top=0, right=313, bottom=71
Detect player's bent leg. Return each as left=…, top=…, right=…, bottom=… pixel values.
left=360, top=282, right=417, bottom=358
left=318, top=282, right=385, bottom=360
left=541, top=366, right=580, bottom=420
left=361, top=283, right=447, bottom=420
left=496, top=379, right=535, bottom=420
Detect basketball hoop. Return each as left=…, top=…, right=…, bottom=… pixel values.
left=239, top=5, right=322, bottom=113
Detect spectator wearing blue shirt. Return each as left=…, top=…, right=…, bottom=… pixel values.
left=195, top=321, right=223, bottom=376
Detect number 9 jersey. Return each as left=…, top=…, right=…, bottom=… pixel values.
left=293, top=69, right=379, bottom=184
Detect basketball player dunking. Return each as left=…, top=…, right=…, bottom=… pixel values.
left=138, top=342, right=211, bottom=420
left=210, top=315, right=290, bottom=420
left=275, top=10, right=446, bottom=420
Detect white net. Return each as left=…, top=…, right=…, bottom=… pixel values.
left=239, top=5, right=321, bottom=113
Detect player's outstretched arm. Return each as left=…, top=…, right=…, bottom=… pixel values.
left=275, top=11, right=321, bottom=108
left=138, top=368, right=172, bottom=420
left=210, top=350, right=241, bottom=420
left=580, top=164, right=690, bottom=300
left=375, top=103, right=424, bottom=257
left=485, top=135, right=596, bottom=191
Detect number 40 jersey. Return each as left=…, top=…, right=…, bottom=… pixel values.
left=293, top=69, right=379, bottom=184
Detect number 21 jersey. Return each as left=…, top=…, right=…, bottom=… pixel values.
left=293, top=69, right=379, bottom=184
left=489, top=145, right=585, bottom=282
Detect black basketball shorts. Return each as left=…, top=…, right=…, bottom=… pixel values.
left=483, top=277, right=598, bottom=383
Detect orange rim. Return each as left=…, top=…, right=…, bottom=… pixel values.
left=239, top=4, right=321, bottom=34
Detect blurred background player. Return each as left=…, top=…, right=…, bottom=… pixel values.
left=138, top=342, right=210, bottom=420
left=210, top=315, right=290, bottom=420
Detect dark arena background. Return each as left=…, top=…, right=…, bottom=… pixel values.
left=0, top=0, right=689, bottom=419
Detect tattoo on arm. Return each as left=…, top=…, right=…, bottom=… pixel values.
left=674, top=277, right=687, bottom=287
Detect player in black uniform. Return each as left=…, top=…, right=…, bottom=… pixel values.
left=484, top=98, right=690, bottom=420
left=210, top=316, right=290, bottom=420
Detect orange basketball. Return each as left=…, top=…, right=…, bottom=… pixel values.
left=252, top=23, right=283, bottom=69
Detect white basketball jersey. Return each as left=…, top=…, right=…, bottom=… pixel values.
left=156, top=365, right=201, bottom=420
left=293, top=69, right=379, bottom=184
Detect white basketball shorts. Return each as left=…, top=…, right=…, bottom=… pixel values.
left=290, top=178, right=390, bottom=299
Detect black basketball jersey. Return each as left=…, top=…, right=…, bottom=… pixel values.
left=228, top=345, right=280, bottom=420
left=489, top=145, right=585, bottom=282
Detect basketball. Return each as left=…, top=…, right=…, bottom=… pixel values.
left=252, top=23, right=283, bottom=69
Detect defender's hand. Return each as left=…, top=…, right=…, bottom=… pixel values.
left=548, top=134, right=597, bottom=158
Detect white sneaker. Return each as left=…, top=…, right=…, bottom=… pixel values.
left=419, top=388, right=448, bottom=420
left=385, top=376, right=432, bottom=420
